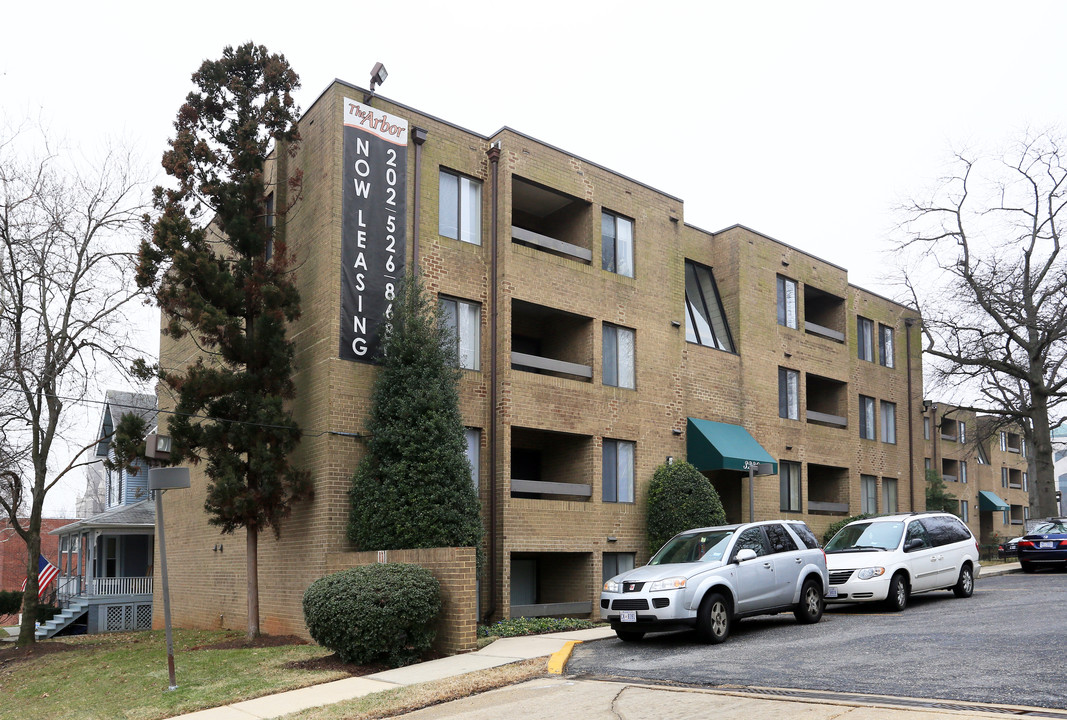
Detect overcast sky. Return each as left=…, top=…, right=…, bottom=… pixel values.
left=6, top=0, right=1065, bottom=514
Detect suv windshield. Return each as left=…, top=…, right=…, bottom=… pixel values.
left=650, top=530, right=734, bottom=565
left=1031, top=521, right=1067, bottom=534
left=825, top=521, right=905, bottom=553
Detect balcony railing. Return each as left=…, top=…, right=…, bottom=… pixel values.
left=512, top=226, right=592, bottom=263
left=808, top=500, right=849, bottom=514
left=942, top=474, right=958, bottom=483
left=511, top=479, right=592, bottom=498
left=511, top=351, right=592, bottom=379
left=804, top=321, right=845, bottom=343
left=806, top=409, right=847, bottom=427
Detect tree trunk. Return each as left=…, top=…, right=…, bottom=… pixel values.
left=246, top=526, right=259, bottom=640
left=16, top=520, right=41, bottom=647
left=1029, top=391, right=1058, bottom=518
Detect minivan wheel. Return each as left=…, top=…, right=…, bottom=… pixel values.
left=952, top=564, right=974, bottom=598
left=615, top=629, right=645, bottom=642
left=793, top=578, right=824, bottom=624
left=885, top=572, right=908, bottom=611
left=696, top=592, right=731, bottom=644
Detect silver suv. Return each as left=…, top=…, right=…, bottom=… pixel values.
left=600, top=520, right=829, bottom=643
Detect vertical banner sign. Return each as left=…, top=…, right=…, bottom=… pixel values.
left=340, top=98, right=409, bottom=362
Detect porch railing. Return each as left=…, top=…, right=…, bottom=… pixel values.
left=58, top=576, right=154, bottom=599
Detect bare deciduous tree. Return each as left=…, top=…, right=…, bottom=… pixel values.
left=0, top=122, right=149, bottom=646
left=897, top=130, right=1067, bottom=518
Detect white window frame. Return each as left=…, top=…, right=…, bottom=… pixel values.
left=603, top=323, right=635, bottom=389
left=777, top=275, right=798, bottom=329
left=601, top=211, right=634, bottom=278
left=439, top=296, right=481, bottom=371
left=881, top=401, right=896, bottom=444
left=439, top=169, right=482, bottom=245
left=960, top=460, right=968, bottom=484
left=779, top=368, right=799, bottom=420
left=861, top=475, right=878, bottom=514
left=603, top=439, right=635, bottom=503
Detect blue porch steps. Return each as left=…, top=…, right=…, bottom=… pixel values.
left=35, top=599, right=89, bottom=640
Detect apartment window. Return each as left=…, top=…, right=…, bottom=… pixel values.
left=859, top=395, right=876, bottom=440
left=439, top=169, right=482, bottom=245
left=684, top=260, right=734, bottom=352
left=977, top=443, right=989, bottom=464
left=1001, top=467, right=1009, bottom=488
left=1025, top=506, right=1030, bottom=521
left=861, top=475, right=878, bottom=514
left=923, top=416, right=930, bottom=440
left=777, top=275, right=798, bottom=329
left=881, top=401, right=896, bottom=444
left=264, top=192, right=275, bottom=260
left=925, top=457, right=931, bottom=471
left=960, top=461, right=968, bottom=484
left=857, top=316, right=874, bottom=362
left=603, top=439, right=635, bottom=503
left=878, top=324, right=894, bottom=368
left=1000, top=431, right=1007, bottom=451
left=780, top=461, right=801, bottom=512
left=440, top=297, right=481, bottom=370
left=959, top=421, right=966, bottom=443
left=603, top=552, right=636, bottom=581
left=1023, top=472, right=1028, bottom=492
left=1003, top=508, right=1010, bottom=524
left=883, top=478, right=898, bottom=513
left=601, top=211, right=633, bottom=277
left=603, top=324, right=635, bottom=389
left=960, top=500, right=969, bottom=522
left=778, top=368, right=799, bottom=420
left=463, top=428, right=481, bottom=491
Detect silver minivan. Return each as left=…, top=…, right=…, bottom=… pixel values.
left=824, top=512, right=980, bottom=611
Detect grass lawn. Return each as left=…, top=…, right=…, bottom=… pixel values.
left=0, top=629, right=348, bottom=720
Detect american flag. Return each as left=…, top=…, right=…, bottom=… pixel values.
left=20, top=555, right=60, bottom=600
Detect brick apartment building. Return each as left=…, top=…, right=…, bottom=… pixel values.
left=921, top=404, right=1032, bottom=543
left=155, top=80, right=924, bottom=639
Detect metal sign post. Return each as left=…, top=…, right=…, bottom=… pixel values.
left=745, top=461, right=776, bottom=523
left=148, top=468, right=190, bottom=692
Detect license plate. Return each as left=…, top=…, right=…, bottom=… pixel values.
left=620, top=610, right=637, bottom=623
left=1040, top=541, right=1054, bottom=548
left=825, top=587, right=838, bottom=598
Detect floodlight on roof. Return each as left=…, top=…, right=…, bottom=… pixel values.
left=364, top=62, right=388, bottom=102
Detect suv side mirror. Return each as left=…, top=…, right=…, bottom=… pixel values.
left=904, top=538, right=923, bottom=552
left=734, top=548, right=758, bottom=563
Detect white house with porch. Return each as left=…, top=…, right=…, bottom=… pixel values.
left=40, top=391, right=160, bottom=638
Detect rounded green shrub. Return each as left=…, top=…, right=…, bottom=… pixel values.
left=646, top=461, right=726, bottom=554
left=0, top=590, right=22, bottom=616
left=821, top=513, right=878, bottom=545
left=303, top=563, right=441, bottom=667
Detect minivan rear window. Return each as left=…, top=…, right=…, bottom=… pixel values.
left=920, top=515, right=972, bottom=546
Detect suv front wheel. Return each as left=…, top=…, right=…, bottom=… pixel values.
left=793, top=578, right=824, bottom=624
left=696, top=592, right=731, bottom=644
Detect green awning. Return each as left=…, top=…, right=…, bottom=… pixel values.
left=686, top=418, right=777, bottom=475
left=978, top=490, right=1010, bottom=511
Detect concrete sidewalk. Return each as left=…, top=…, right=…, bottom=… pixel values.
left=172, top=561, right=1023, bottom=719
left=173, top=626, right=616, bottom=719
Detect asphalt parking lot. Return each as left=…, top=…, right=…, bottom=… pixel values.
left=567, top=569, right=1067, bottom=709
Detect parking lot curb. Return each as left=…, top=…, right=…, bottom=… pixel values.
left=547, top=640, right=580, bottom=675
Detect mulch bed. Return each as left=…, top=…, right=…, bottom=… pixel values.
left=188, top=634, right=309, bottom=651
left=282, top=654, right=390, bottom=676
left=0, top=640, right=77, bottom=668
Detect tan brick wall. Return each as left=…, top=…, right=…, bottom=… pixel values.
left=157, top=79, right=931, bottom=637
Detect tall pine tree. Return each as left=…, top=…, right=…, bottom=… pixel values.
left=348, top=275, right=483, bottom=555
left=137, top=43, right=310, bottom=639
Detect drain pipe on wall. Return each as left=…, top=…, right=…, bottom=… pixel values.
left=485, top=140, right=501, bottom=622
left=905, top=317, right=917, bottom=511
left=411, top=127, right=427, bottom=275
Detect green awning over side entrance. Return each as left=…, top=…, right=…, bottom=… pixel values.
left=686, top=418, right=778, bottom=475
left=978, top=490, right=1010, bottom=511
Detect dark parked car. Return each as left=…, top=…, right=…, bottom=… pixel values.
left=997, top=536, right=1021, bottom=559
left=1018, top=519, right=1067, bottom=572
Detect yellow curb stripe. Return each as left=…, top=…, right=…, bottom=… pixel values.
left=547, top=640, right=580, bottom=675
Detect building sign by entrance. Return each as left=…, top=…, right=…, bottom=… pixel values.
left=339, top=98, right=409, bottom=362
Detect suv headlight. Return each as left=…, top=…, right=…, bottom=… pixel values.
left=648, top=577, right=687, bottom=592
left=603, top=579, right=621, bottom=593
left=856, top=567, right=886, bottom=580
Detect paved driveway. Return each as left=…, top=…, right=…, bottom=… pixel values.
left=567, top=570, right=1067, bottom=709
